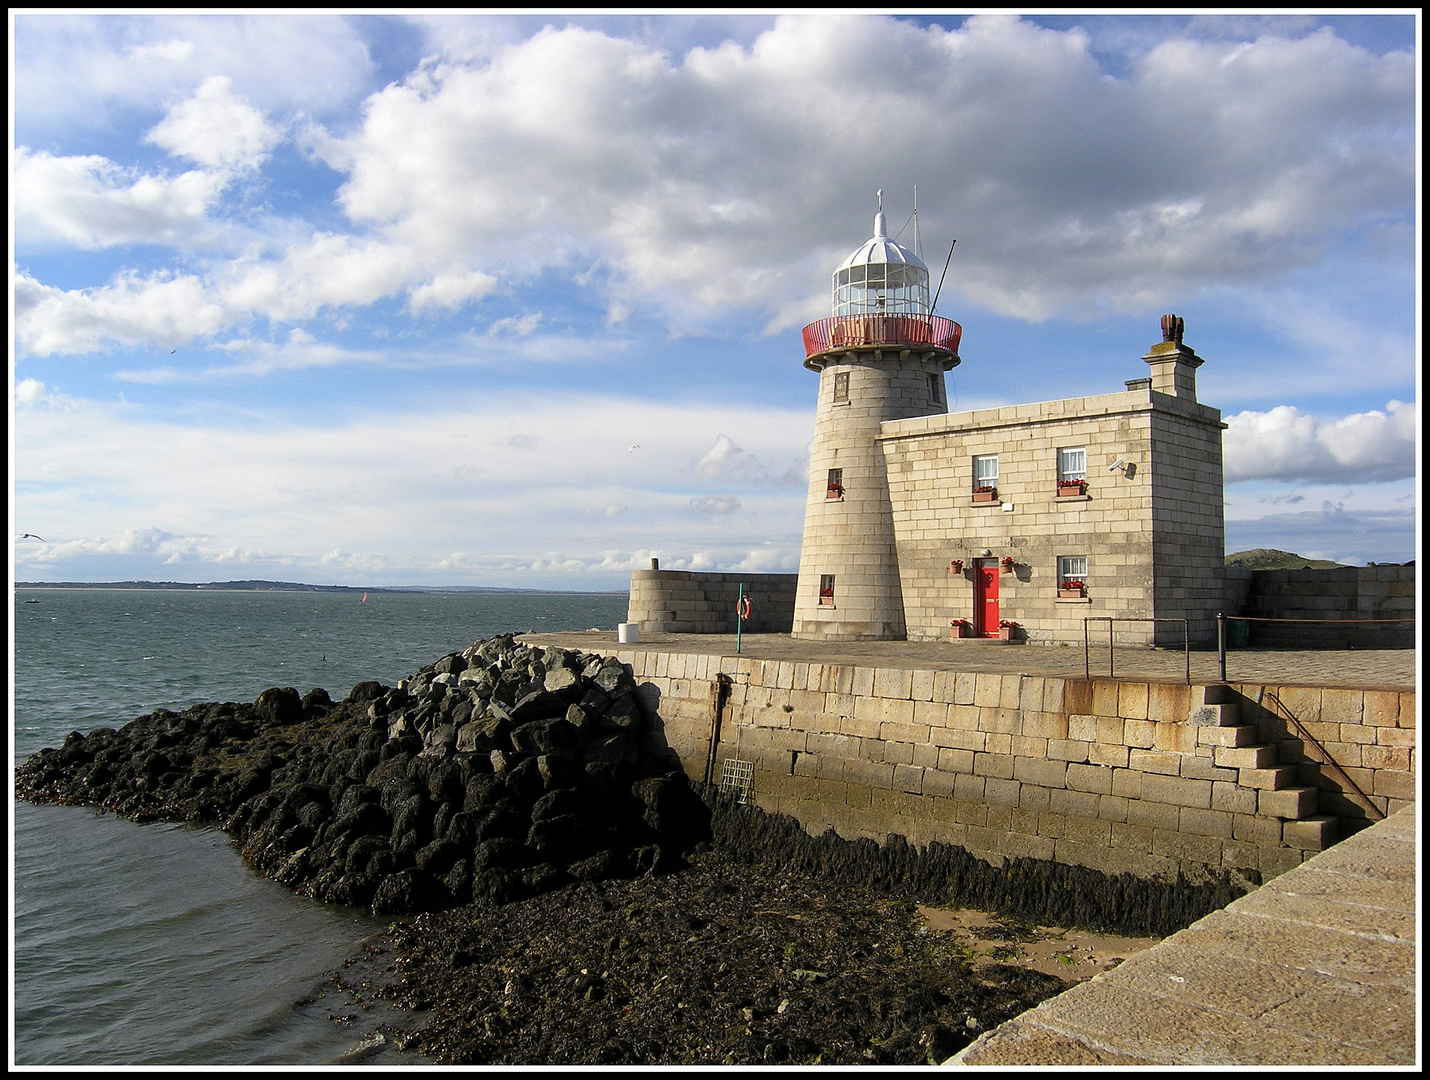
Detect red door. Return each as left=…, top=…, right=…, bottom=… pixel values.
left=974, top=560, right=1000, bottom=637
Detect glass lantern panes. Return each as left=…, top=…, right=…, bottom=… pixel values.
left=834, top=261, right=930, bottom=316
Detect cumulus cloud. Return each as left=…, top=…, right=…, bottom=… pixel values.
left=13, top=15, right=1412, bottom=356
left=14, top=268, right=230, bottom=356
left=15, top=378, right=51, bottom=406
left=315, top=14, right=1412, bottom=326
left=14, top=13, right=376, bottom=131
left=488, top=313, right=543, bottom=338
left=408, top=268, right=499, bottom=314
left=688, top=494, right=741, bottom=515
left=1224, top=400, right=1417, bottom=483
left=693, top=434, right=804, bottom=486
left=14, top=147, right=228, bottom=249
left=145, top=75, right=282, bottom=172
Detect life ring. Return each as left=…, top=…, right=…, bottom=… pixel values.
left=737, top=596, right=753, bottom=622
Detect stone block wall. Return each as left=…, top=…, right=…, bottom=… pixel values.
left=880, top=384, right=1225, bottom=647
left=1234, top=564, right=1415, bottom=648
left=620, top=648, right=1414, bottom=886
left=1147, top=398, right=1226, bottom=645
left=627, top=569, right=797, bottom=634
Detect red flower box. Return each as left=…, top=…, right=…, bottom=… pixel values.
left=1057, top=480, right=1087, bottom=497
left=971, top=489, right=997, bottom=503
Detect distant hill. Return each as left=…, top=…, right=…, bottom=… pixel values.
left=1225, top=549, right=1348, bottom=570
left=14, top=579, right=624, bottom=595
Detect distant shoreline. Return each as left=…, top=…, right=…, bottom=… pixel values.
left=14, top=580, right=627, bottom=596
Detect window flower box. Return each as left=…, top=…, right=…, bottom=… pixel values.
left=825, top=484, right=843, bottom=499
left=819, top=592, right=835, bottom=606
left=997, top=620, right=1018, bottom=641
left=1057, top=480, right=1087, bottom=497
left=971, top=487, right=998, bottom=503
left=1058, top=580, right=1086, bottom=598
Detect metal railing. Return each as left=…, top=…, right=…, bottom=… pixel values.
left=801, top=314, right=962, bottom=359
left=1083, top=617, right=1191, bottom=684
left=1256, top=687, right=1385, bottom=821
left=1215, top=612, right=1416, bottom=682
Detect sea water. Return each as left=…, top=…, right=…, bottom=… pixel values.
left=11, top=587, right=629, bottom=1066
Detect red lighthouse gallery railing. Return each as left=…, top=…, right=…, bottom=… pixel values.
left=801, top=314, right=962, bottom=359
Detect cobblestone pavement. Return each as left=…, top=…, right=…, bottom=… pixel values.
left=523, top=632, right=1415, bottom=691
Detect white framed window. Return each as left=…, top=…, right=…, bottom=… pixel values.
left=1058, top=447, right=1087, bottom=482
left=1058, top=556, right=1088, bottom=586
left=818, top=574, right=836, bottom=605
left=832, top=371, right=850, bottom=403
left=973, top=455, right=998, bottom=492
left=826, top=468, right=843, bottom=499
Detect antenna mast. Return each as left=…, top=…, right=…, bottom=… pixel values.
left=930, top=238, right=957, bottom=317
left=913, top=186, right=921, bottom=261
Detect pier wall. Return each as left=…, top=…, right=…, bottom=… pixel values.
left=1232, top=563, right=1415, bottom=648
left=627, top=570, right=797, bottom=634
left=623, top=649, right=1415, bottom=884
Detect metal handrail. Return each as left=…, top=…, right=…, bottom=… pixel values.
left=1257, top=688, right=1385, bottom=821
left=801, top=313, right=962, bottom=358
left=1083, top=617, right=1191, bottom=684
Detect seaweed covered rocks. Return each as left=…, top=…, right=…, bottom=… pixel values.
left=15, top=635, right=710, bottom=917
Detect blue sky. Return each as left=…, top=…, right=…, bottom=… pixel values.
left=11, top=12, right=1419, bottom=588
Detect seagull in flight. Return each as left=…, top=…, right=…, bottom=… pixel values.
left=170, top=348, right=177, bottom=354
left=628, top=444, right=640, bottom=452
left=18, top=533, right=47, bottom=542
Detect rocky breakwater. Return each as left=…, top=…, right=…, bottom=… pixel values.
left=15, top=634, right=710, bottom=917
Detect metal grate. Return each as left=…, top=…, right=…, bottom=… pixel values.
left=719, top=758, right=754, bottom=804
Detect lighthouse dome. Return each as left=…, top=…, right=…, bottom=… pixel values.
left=832, top=197, right=930, bottom=316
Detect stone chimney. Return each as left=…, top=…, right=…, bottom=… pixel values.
left=1142, top=314, right=1203, bottom=402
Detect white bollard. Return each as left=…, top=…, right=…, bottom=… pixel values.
left=617, top=622, right=640, bottom=644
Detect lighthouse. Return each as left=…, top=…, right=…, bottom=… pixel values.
left=791, top=194, right=962, bottom=640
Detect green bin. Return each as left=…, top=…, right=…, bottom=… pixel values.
left=1226, top=619, right=1250, bottom=649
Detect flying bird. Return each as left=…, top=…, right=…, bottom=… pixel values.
left=170, top=348, right=177, bottom=354
left=628, top=444, right=640, bottom=452
left=18, top=533, right=47, bottom=542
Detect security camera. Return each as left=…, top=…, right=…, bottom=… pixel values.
left=1108, top=459, right=1126, bottom=472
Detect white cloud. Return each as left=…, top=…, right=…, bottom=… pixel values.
left=488, top=313, right=543, bottom=338
left=689, top=494, right=741, bottom=515
left=312, top=14, right=1411, bottom=326
left=408, top=269, right=499, bottom=314
left=693, top=434, right=804, bottom=486
left=1224, top=400, right=1417, bottom=483
left=14, top=14, right=377, bottom=131
left=13, top=15, right=1411, bottom=357
left=145, top=75, right=281, bottom=172
left=11, top=390, right=813, bottom=586
left=14, top=147, right=228, bottom=249
left=14, top=269, right=230, bottom=356
left=15, top=378, right=51, bottom=406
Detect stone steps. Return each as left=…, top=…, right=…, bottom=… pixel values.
left=1192, top=685, right=1320, bottom=822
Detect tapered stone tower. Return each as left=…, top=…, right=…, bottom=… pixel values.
left=791, top=195, right=962, bottom=639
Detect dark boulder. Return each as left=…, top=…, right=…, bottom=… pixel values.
left=371, top=868, right=444, bottom=915
left=348, top=681, right=387, bottom=704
